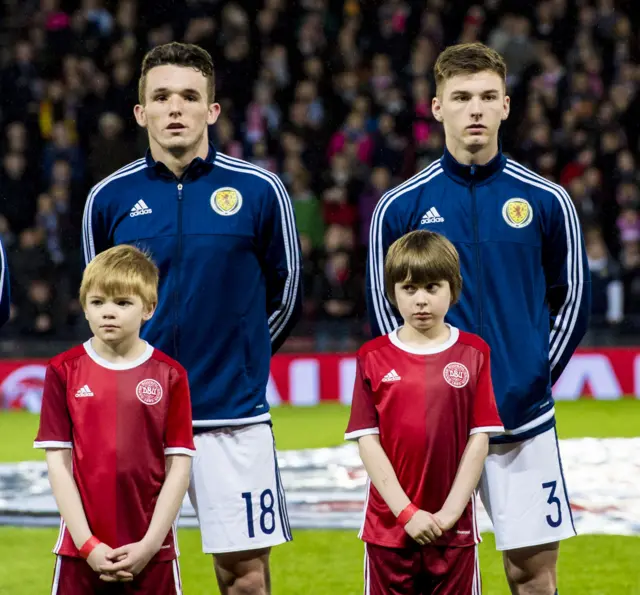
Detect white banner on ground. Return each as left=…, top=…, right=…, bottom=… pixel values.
left=1, top=439, right=639, bottom=536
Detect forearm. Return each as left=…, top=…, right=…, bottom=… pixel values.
left=143, top=455, right=191, bottom=550
left=358, top=435, right=411, bottom=516
left=46, top=450, right=94, bottom=549
left=440, top=433, right=489, bottom=520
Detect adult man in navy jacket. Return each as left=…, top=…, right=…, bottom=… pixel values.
left=367, top=43, right=590, bottom=595
left=82, top=43, right=302, bottom=595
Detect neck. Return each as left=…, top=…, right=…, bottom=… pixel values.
left=397, top=321, right=450, bottom=346
left=149, top=133, right=209, bottom=178
left=91, top=334, right=146, bottom=363
left=446, top=138, right=499, bottom=166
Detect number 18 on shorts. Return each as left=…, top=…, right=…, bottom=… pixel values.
left=188, top=424, right=292, bottom=553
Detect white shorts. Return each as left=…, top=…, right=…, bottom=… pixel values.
left=187, top=423, right=292, bottom=554
left=478, top=427, right=576, bottom=551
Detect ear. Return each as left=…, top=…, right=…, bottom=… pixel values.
left=502, top=95, right=511, bottom=121
left=207, top=102, right=221, bottom=126
left=142, top=303, right=156, bottom=322
left=432, top=96, right=443, bottom=123
left=133, top=104, right=147, bottom=128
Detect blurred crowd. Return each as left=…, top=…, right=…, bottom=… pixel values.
left=0, top=0, right=638, bottom=350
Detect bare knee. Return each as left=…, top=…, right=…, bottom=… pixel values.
left=215, top=548, right=271, bottom=595
left=503, top=543, right=559, bottom=595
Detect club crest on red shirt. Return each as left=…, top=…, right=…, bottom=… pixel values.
left=443, top=362, right=469, bottom=388
left=136, top=379, right=163, bottom=405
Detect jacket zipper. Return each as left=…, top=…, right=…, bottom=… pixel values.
left=174, top=182, right=184, bottom=357
left=470, top=166, right=483, bottom=334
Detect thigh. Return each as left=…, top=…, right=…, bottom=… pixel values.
left=52, top=556, right=117, bottom=595
left=424, top=546, right=479, bottom=595
left=125, top=561, right=182, bottom=595
left=365, top=543, right=420, bottom=595
left=188, top=423, right=292, bottom=554
left=478, top=427, right=576, bottom=551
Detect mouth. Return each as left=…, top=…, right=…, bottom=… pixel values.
left=166, top=123, right=186, bottom=131
left=414, top=313, right=432, bottom=320
left=466, top=125, right=486, bottom=134
left=100, top=325, right=119, bottom=330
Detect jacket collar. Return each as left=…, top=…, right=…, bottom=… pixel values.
left=145, top=141, right=216, bottom=180
left=440, top=145, right=505, bottom=185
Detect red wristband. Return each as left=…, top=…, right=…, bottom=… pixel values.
left=396, top=503, right=419, bottom=527
left=79, top=536, right=101, bottom=559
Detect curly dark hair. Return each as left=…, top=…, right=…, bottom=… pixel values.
left=138, top=42, right=215, bottom=104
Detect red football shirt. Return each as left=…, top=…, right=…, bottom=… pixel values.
left=34, top=340, right=196, bottom=560
left=345, top=326, right=503, bottom=548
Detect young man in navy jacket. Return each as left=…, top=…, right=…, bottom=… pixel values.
left=367, top=43, right=590, bottom=595
left=82, top=42, right=302, bottom=595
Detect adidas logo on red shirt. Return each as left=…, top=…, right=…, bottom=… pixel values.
left=75, top=384, right=94, bottom=397
left=381, top=369, right=401, bottom=383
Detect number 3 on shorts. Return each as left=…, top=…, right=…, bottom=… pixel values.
left=542, top=481, right=562, bottom=528
left=242, top=490, right=276, bottom=538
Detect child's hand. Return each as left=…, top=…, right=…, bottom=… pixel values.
left=100, top=540, right=158, bottom=578
left=433, top=508, right=459, bottom=532
left=403, top=510, right=443, bottom=545
left=86, top=543, right=133, bottom=582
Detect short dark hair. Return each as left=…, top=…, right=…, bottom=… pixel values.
left=138, top=42, right=215, bottom=104
left=434, top=42, right=507, bottom=96
left=384, top=230, right=463, bottom=307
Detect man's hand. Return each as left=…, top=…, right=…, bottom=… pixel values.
left=99, top=540, right=159, bottom=579
left=86, top=542, right=133, bottom=582
left=403, top=510, right=443, bottom=545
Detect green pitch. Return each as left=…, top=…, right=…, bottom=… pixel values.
left=1, top=401, right=639, bottom=594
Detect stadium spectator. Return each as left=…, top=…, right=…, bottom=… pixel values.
left=0, top=0, right=637, bottom=349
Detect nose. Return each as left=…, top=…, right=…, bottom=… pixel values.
left=414, top=288, right=429, bottom=306
left=469, top=96, right=483, bottom=119
left=168, top=95, right=183, bottom=115
left=101, top=306, right=116, bottom=319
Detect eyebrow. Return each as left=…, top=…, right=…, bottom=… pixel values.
left=151, top=87, right=202, bottom=96
left=451, top=89, right=500, bottom=96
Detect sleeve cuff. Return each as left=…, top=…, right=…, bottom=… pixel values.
left=164, top=447, right=196, bottom=457
left=469, top=426, right=504, bottom=436
left=344, top=428, right=380, bottom=441
left=34, top=441, right=73, bottom=449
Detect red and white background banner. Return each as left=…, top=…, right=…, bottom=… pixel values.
left=1, top=348, right=639, bottom=411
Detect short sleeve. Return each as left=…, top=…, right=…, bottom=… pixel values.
left=470, top=348, right=504, bottom=436
left=164, top=367, right=196, bottom=456
left=344, top=355, right=380, bottom=441
left=34, top=364, right=73, bottom=449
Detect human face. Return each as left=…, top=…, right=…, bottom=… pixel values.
left=134, top=64, right=220, bottom=156
left=84, top=292, right=154, bottom=347
left=432, top=71, right=509, bottom=163
left=394, top=280, right=451, bottom=333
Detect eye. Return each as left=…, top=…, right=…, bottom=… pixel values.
left=155, top=95, right=167, bottom=102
